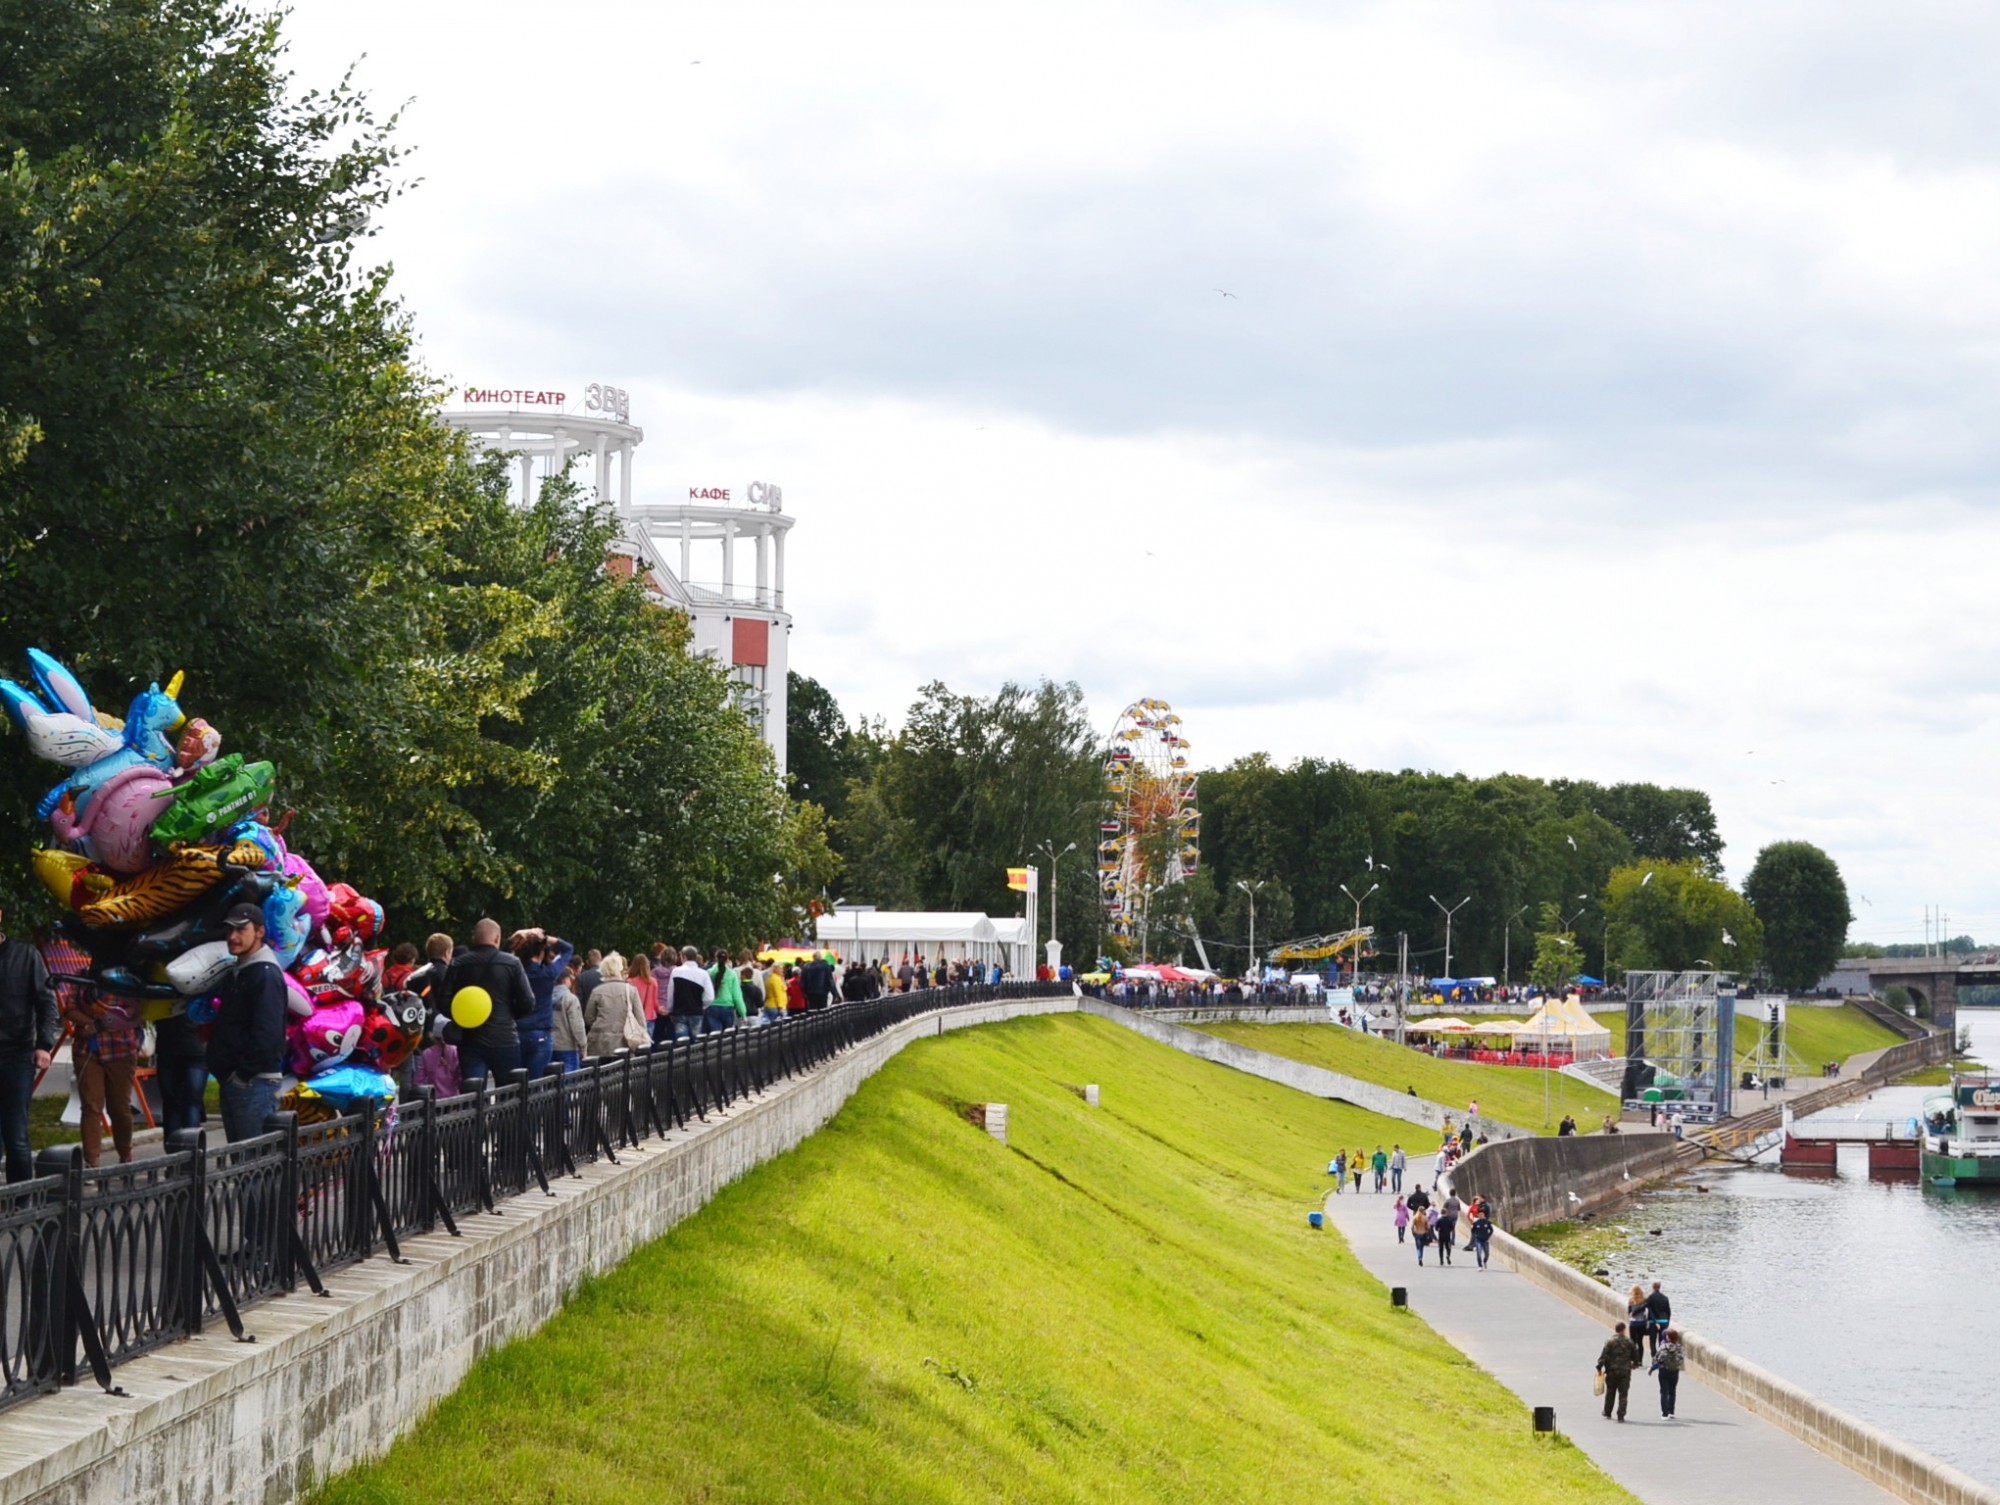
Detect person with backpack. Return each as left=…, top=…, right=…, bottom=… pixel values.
left=1649, top=1327, right=1686, bottom=1419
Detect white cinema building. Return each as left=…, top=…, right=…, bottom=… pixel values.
left=441, top=381, right=793, bottom=774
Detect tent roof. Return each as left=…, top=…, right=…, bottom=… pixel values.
left=989, top=918, right=1030, bottom=944
left=813, top=912, right=999, bottom=944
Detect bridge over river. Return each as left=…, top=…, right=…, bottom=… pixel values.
left=1819, top=956, right=2000, bottom=1029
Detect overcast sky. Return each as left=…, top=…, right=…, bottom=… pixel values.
left=285, top=0, right=2000, bottom=945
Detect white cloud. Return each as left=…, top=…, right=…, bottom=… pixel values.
left=283, top=0, right=2000, bottom=945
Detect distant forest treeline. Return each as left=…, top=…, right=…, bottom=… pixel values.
left=789, top=673, right=1723, bottom=979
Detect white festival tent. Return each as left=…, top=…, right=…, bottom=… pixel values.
left=812, top=911, right=1033, bottom=975
left=1512, top=997, right=1614, bottom=1061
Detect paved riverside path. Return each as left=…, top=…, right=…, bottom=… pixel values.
left=1319, top=1189, right=1897, bottom=1505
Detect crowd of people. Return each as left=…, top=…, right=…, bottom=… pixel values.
left=0, top=907, right=1019, bottom=1177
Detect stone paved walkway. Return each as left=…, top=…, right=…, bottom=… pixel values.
left=1320, top=1186, right=1897, bottom=1505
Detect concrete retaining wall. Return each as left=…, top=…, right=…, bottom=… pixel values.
left=1446, top=1133, right=1684, bottom=1229
left=0, top=996, right=1079, bottom=1505
left=1136, top=1006, right=1331, bottom=1026
left=1489, top=1229, right=2000, bottom=1505
left=1079, top=1001, right=1534, bottom=1143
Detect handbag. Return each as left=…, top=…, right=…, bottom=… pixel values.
left=621, top=1002, right=651, bottom=1052
left=1592, top=1373, right=1606, bottom=1397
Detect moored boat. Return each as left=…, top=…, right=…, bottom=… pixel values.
left=1920, top=1072, right=2000, bottom=1187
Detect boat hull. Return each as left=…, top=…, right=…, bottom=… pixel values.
left=1921, top=1151, right=2000, bottom=1187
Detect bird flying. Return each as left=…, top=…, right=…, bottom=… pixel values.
left=1641, top=871, right=1654, bottom=887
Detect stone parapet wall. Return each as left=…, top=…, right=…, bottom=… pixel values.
left=1490, top=1229, right=2000, bottom=1505
left=1446, top=1132, right=1683, bottom=1229
left=1079, top=1001, right=1534, bottom=1143
left=0, top=996, right=1078, bottom=1505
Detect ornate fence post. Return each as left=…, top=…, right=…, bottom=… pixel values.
left=166, top=1128, right=206, bottom=1332
left=353, top=1101, right=378, bottom=1261
left=34, top=1145, right=81, bottom=1386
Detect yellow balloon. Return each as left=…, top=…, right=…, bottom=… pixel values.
left=450, top=986, right=492, bottom=1030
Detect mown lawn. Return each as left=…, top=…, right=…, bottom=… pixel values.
left=1192, top=1022, right=1621, bottom=1133
left=314, top=1014, right=1631, bottom=1505
left=1197, top=1003, right=1907, bottom=1134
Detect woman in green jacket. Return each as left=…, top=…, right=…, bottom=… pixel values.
left=709, top=948, right=745, bottom=1031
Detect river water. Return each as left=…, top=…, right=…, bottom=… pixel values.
left=1593, top=1010, right=2000, bottom=1484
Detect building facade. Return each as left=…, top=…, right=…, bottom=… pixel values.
left=441, top=381, right=792, bottom=774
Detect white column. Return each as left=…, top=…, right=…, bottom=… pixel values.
left=773, top=527, right=786, bottom=608
left=620, top=443, right=633, bottom=516
left=517, top=453, right=533, bottom=505
left=680, top=514, right=692, bottom=583
left=722, top=519, right=737, bottom=596
left=593, top=433, right=609, bottom=502
left=755, top=525, right=770, bottom=606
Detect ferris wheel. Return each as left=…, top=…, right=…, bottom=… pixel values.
left=1099, top=698, right=1199, bottom=938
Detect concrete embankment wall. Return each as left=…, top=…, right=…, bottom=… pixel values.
left=1490, top=1229, right=2000, bottom=1505
left=1446, top=1133, right=1684, bottom=1229
left=1140, top=1005, right=1330, bottom=1026
left=0, top=996, right=1078, bottom=1505
left=1079, top=1001, right=1535, bottom=1143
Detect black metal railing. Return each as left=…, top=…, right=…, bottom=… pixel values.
left=0, top=979, right=1067, bottom=1415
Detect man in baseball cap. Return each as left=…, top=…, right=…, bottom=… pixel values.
left=207, top=899, right=289, bottom=1141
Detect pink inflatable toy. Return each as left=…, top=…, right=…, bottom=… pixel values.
left=49, top=762, right=175, bottom=874
left=282, top=851, right=331, bottom=932
left=287, top=998, right=363, bottom=1077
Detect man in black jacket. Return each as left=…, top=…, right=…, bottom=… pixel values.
left=208, top=902, right=290, bottom=1143
left=0, top=908, right=57, bottom=1181
left=1642, top=1281, right=1671, bottom=1358
left=801, top=951, right=835, bottom=1012
left=441, top=918, right=534, bottom=1085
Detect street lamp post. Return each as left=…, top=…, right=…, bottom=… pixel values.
left=1429, top=894, right=1472, bottom=980
left=1338, top=880, right=1378, bottom=989
left=1034, top=839, right=1077, bottom=964
left=1236, top=879, right=1267, bottom=993
left=1503, top=903, right=1530, bottom=987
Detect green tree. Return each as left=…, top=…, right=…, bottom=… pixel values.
left=1743, top=841, right=1852, bottom=991
left=841, top=680, right=1102, bottom=917
left=1528, top=902, right=1584, bottom=994
left=785, top=670, right=862, bottom=820
left=1604, top=860, right=1762, bottom=975
left=0, top=5, right=830, bottom=948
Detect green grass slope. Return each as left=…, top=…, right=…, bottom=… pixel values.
left=1190, top=1022, right=1619, bottom=1133
left=315, top=1014, right=1629, bottom=1505
left=1195, top=1003, right=1905, bottom=1134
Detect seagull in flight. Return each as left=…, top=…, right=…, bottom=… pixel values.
left=1566, top=834, right=1578, bottom=850
left=1215, top=288, right=1238, bottom=299
left=1722, top=929, right=1736, bottom=946
left=1641, top=871, right=1655, bottom=886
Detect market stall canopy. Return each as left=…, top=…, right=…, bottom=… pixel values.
left=1408, top=1017, right=1475, bottom=1034
left=814, top=912, right=999, bottom=944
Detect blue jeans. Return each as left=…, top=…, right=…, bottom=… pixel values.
left=554, top=1050, right=581, bottom=1073
left=518, top=1030, right=553, bottom=1079
left=671, top=1015, right=704, bottom=1041
left=0, top=1049, right=34, bottom=1183
left=704, top=1005, right=737, bottom=1033
left=155, top=1051, right=208, bottom=1132
left=217, top=1076, right=280, bottom=1144
left=650, top=1016, right=673, bottom=1045
left=459, top=1040, right=523, bottom=1086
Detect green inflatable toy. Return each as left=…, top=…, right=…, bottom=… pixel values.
left=149, top=754, right=275, bottom=847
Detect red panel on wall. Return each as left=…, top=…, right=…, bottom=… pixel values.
left=732, top=617, right=770, bottom=667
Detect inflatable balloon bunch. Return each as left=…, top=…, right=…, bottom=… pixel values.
left=0, top=650, right=424, bottom=1113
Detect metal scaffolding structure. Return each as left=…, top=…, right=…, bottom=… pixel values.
left=1621, top=970, right=1736, bottom=1118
